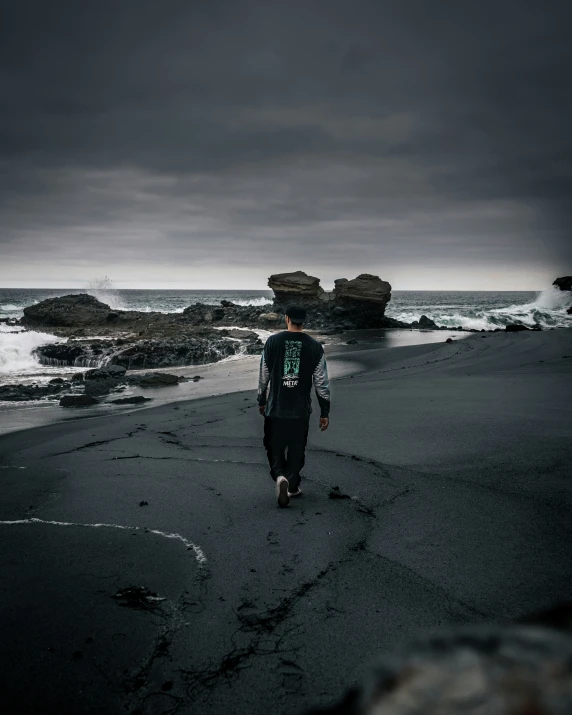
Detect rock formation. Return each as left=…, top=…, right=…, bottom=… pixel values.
left=22, top=293, right=141, bottom=328
left=268, top=271, right=325, bottom=303
left=553, top=276, right=572, bottom=292
left=267, top=270, right=401, bottom=330
left=333, top=274, right=391, bottom=307
left=21, top=294, right=265, bottom=370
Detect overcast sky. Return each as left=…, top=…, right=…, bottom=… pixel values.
left=1, top=0, right=571, bottom=290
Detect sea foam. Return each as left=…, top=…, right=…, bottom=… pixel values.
left=0, top=326, right=62, bottom=376
left=388, top=286, right=572, bottom=331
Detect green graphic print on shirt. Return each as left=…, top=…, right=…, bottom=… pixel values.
left=283, top=340, right=302, bottom=388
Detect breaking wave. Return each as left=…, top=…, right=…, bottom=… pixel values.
left=388, top=287, right=572, bottom=330
left=0, top=325, right=63, bottom=376
left=232, top=297, right=272, bottom=307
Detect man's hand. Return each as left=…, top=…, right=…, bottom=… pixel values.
left=259, top=405, right=266, bottom=416
left=319, top=417, right=329, bottom=432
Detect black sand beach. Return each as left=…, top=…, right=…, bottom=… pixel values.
left=1, top=330, right=571, bottom=714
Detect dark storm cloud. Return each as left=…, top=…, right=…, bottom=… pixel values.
left=1, top=0, right=571, bottom=285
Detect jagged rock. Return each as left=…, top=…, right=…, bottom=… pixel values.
left=22, top=294, right=115, bottom=327
left=0, top=381, right=72, bottom=402
left=112, top=337, right=237, bottom=369
left=84, top=378, right=123, bottom=397
left=506, top=324, right=530, bottom=332
left=553, top=276, right=572, bottom=291
left=419, top=315, right=439, bottom=329
left=268, top=271, right=324, bottom=302
left=35, top=335, right=237, bottom=370
left=182, top=302, right=268, bottom=327
left=266, top=271, right=394, bottom=329
left=85, top=365, right=126, bottom=379
left=245, top=339, right=264, bottom=354
left=111, top=395, right=151, bottom=404
left=59, top=394, right=98, bottom=407
left=258, top=312, right=282, bottom=323
left=34, top=343, right=88, bottom=365
left=130, top=372, right=180, bottom=387
left=221, top=329, right=259, bottom=340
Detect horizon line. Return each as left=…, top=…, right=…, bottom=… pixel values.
left=0, top=286, right=548, bottom=292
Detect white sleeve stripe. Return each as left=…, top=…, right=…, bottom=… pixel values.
left=313, top=354, right=330, bottom=401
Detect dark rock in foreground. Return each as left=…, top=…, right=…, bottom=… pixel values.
left=111, top=395, right=152, bottom=405
left=85, top=365, right=127, bottom=379
left=0, top=381, right=73, bottom=402
left=553, top=276, right=572, bottom=292
left=506, top=324, right=531, bottom=332
left=59, top=394, right=99, bottom=407
left=131, top=373, right=180, bottom=387
left=305, top=622, right=572, bottom=715
left=410, top=314, right=439, bottom=329
left=33, top=334, right=240, bottom=370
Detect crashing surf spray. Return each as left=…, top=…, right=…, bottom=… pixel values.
left=387, top=286, right=572, bottom=330
left=0, top=325, right=63, bottom=376
left=86, top=276, right=125, bottom=310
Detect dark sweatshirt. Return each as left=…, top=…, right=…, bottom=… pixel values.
left=257, top=330, right=331, bottom=419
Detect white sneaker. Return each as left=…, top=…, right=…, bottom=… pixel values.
left=288, top=487, right=302, bottom=498
left=276, top=476, right=290, bottom=508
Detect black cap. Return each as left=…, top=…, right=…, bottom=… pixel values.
left=285, top=305, right=307, bottom=323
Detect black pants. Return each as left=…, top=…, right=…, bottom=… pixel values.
left=263, top=416, right=310, bottom=492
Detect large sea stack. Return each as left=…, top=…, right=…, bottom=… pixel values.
left=268, top=270, right=397, bottom=329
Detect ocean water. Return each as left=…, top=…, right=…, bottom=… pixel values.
left=1, top=285, right=571, bottom=385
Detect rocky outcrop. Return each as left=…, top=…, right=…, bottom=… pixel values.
left=553, top=276, right=572, bottom=291
left=34, top=335, right=239, bottom=370
left=333, top=274, right=391, bottom=306
left=410, top=315, right=439, bottom=330
left=0, top=381, right=74, bottom=402
left=181, top=302, right=268, bottom=326
left=505, top=324, right=542, bottom=332
left=268, top=271, right=324, bottom=303
left=111, top=395, right=151, bottom=404
left=267, top=270, right=399, bottom=330
left=22, top=294, right=144, bottom=328
left=59, top=394, right=98, bottom=407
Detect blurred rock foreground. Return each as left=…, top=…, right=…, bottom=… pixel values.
left=306, top=603, right=572, bottom=715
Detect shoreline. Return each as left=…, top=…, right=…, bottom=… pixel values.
left=0, top=328, right=469, bottom=436
left=1, top=328, right=570, bottom=714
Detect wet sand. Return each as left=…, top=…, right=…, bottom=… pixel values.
left=0, top=330, right=571, bottom=714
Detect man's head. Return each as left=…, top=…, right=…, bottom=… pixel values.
left=285, top=305, right=306, bottom=331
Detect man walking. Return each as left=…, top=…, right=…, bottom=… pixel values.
left=258, top=305, right=330, bottom=507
